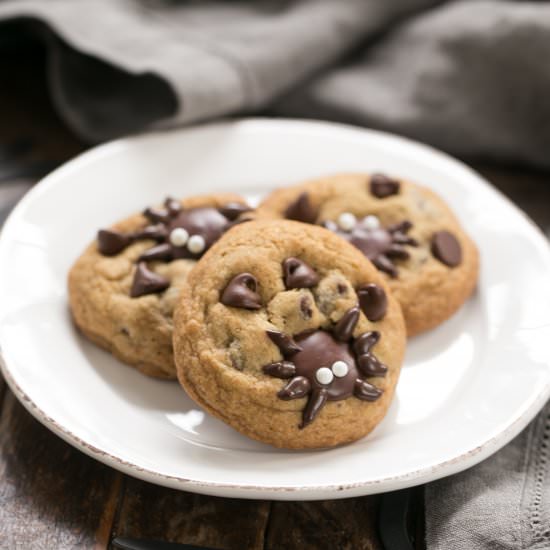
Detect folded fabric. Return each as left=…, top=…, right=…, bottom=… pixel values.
left=0, top=0, right=437, bottom=140
left=426, top=401, right=550, bottom=550
left=276, top=0, right=550, bottom=170
left=3, top=0, right=550, bottom=170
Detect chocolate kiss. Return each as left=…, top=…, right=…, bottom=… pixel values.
left=97, top=229, right=131, bottom=256
left=370, top=173, right=400, bottom=198
left=221, top=273, right=262, bottom=310
left=333, top=306, right=360, bottom=342
left=284, top=192, right=317, bottom=224
left=283, top=257, right=320, bottom=289
left=130, top=262, right=170, bottom=298
left=431, top=230, right=462, bottom=267
left=357, top=284, right=388, bottom=321
left=219, top=202, right=252, bottom=221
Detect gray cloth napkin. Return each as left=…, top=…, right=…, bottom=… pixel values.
left=1, top=1, right=550, bottom=548
left=0, top=0, right=438, bottom=140
left=3, top=0, right=550, bottom=169
left=425, top=401, right=550, bottom=549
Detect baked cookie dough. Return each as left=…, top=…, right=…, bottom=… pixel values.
left=68, top=193, right=253, bottom=378
left=173, top=220, right=406, bottom=449
left=258, top=173, right=479, bottom=336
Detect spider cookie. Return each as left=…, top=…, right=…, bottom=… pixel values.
left=258, top=173, right=479, bottom=336
left=68, top=194, right=253, bottom=378
left=173, top=220, right=406, bottom=449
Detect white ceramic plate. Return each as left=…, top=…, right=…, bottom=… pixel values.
left=1, top=119, right=549, bottom=501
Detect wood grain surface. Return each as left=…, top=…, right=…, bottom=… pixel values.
left=0, top=27, right=549, bottom=550
left=114, top=481, right=271, bottom=549
left=265, top=498, right=383, bottom=550
left=0, top=392, right=121, bottom=549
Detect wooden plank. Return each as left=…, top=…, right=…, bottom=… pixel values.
left=265, top=497, right=383, bottom=550
left=0, top=391, right=122, bottom=549
left=112, top=477, right=271, bottom=550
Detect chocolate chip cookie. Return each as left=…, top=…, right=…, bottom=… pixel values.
left=258, top=173, right=479, bottom=336
left=68, top=193, right=253, bottom=378
left=173, top=220, right=406, bottom=449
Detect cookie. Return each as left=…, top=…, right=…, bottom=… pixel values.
left=258, top=173, right=479, bottom=336
left=68, top=193, right=253, bottom=378
left=173, top=220, right=406, bottom=449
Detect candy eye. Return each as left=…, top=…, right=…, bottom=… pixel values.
left=331, top=360, right=349, bottom=378
left=315, top=367, right=334, bottom=385
left=337, top=212, right=357, bottom=231
left=187, top=234, right=206, bottom=254
left=362, top=215, right=380, bottom=230
left=169, top=227, right=189, bottom=247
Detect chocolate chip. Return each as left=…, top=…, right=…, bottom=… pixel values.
left=370, top=173, right=400, bottom=198
left=387, top=220, right=413, bottom=234
left=97, top=229, right=131, bottom=256
left=337, top=283, right=348, bottom=295
left=431, top=230, right=462, bottom=267
left=300, top=388, right=328, bottom=429
left=130, top=262, right=170, bottom=297
left=221, top=273, right=262, bottom=310
left=139, top=243, right=173, bottom=262
left=284, top=192, right=317, bottom=224
left=143, top=206, right=170, bottom=223
left=333, top=306, right=360, bottom=342
left=133, top=224, right=168, bottom=241
left=357, top=354, right=388, bottom=377
left=266, top=330, right=302, bottom=356
left=386, top=245, right=410, bottom=260
left=283, top=257, right=320, bottom=289
left=353, top=331, right=380, bottom=355
left=357, top=284, right=388, bottom=321
left=300, top=296, right=313, bottom=319
left=372, top=255, right=398, bottom=278
left=262, top=361, right=296, bottom=379
left=354, top=379, right=383, bottom=401
left=164, top=197, right=182, bottom=216
left=219, top=202, right=253, bottom=220
left=278, top=376, right=311, bottom=400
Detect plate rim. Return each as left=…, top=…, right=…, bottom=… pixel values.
left=2, top=352, right=549, bottom=499
left=1, top=117, right=550, bottom=500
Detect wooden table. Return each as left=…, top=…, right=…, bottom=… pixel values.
left=1, top=38, right=549, bottom=550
